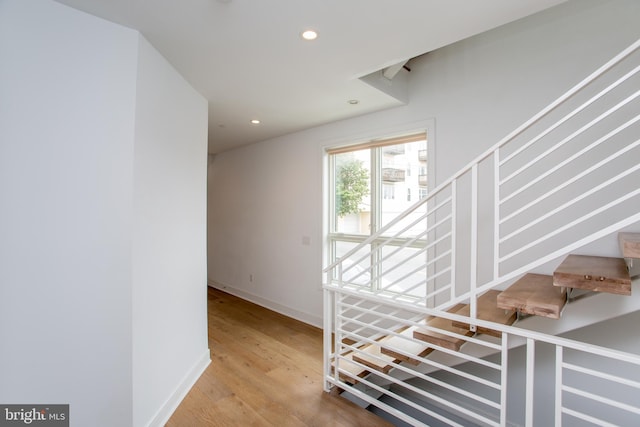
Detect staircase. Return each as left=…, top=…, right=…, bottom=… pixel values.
left=329, top=246, right=640, bottom=426
left=323, top=38, right=640, bottom=427
left=333, top=235, right=637, bottom=382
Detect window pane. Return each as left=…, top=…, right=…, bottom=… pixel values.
left=380, top=246, right=427, bottom=298
left=333, top=149, right=371, bottom=234
left=380, top=138, right=428, bottom=235
left=328, top=133, right=429, bottom=293
left=333, top=240, right=372, bottom=287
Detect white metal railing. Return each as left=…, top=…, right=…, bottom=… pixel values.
left=323, top=38, right=640, bottom=426
left=326, top=287, right=640, bottom=426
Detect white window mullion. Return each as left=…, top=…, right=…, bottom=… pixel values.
left=371, top=146, right=381, bottom=290
left=327, top=154, right=338, bottom=280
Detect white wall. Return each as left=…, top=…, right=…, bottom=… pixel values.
left=208, top=136, right=325, bottom=326
left=0, top=1, right=209, bottom=426
left=207, top=0, right=640, bottom=325
left=132, top=36, right=209, bottom=427
left=0, top=0, right=138, bottom=425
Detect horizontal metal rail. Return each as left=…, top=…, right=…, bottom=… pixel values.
left=499, top=187, right=640, bottom=263
left=499, top=63, right=640, bottom=167
left=563, top=362, right=640, bottom=389
left=338, top=204, right=451, bottom=286
left=500, top=89, right=640, bottom=187
left=338, top=343, right=501, bottom=411
left=334, top=352, right=501, bottom=426
left=562, top=386, right=640, bottom=415
left=336, top=310, right=502, bottom=354
left=561, top=408, right=618, bottom=427
left=500, top=118, right=640, bottom=224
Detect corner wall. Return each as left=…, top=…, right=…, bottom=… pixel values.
left=0, top=1, right=210, bottom=426
left=0, top=0, right=137, bottom=425
left=132, top=35, right=210, bottom=427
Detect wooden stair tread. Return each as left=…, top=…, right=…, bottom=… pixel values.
left=341, top=337, right=358, bottom=346
left=380, top=324, right=434, bottom=365
left=452, top=290, right=517, bottom=338
left=352, top=344, right=397, bottom=374
left=497, top=273, right=566, bottom=319
left=554, top=254, right=631, bottom=296
left=333, top=317, right=432, bottom=378
left=413, top=304, right=472, bottom=351
left=620, top=232, right=640, bottom=259
left=331, top=351, right=369, bottom=384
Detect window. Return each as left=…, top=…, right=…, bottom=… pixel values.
left=327, top=133, right=428, bottom=288
left=383, top=184, right=395, bottom=200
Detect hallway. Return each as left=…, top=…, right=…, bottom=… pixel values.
left=167, top=288, right=392, bottom=426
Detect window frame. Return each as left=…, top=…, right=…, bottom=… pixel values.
left=325, top=131, right=431, bottom=290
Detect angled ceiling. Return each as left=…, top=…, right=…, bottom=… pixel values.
left=54, top=0, right=566, bottom=153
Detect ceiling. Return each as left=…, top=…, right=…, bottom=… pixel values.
left=54, top=0, right=566, bottom=153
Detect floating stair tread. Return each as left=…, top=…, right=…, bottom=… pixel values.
left=413, top=304, right=471, bottom=351
left=497, top=273, right=566, bottom=319
left=352, top=344, right=397, bottom=374
left=452, top=290, right=517, bottom=337
left=380, top=321, right=434, bottom=365
left=341, top=337, right=357, bottom=346
left=414, top=317, right=473, bottom=351
left=619, top=233, right=640, bottom=259
left=554, top=254, right=631, bottom=296
left=332, top=352, right=369, bottom=385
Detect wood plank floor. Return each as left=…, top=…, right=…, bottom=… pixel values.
left=166, top=287, right=393, bottom=426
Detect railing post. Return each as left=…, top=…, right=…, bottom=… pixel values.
left=493, top=149, right=500, bottom=281
left=555, top=346, right=563, bottom=426
left=323, top=288, right=332, bottom=391
left=333, top=291, right=343, bottom=385
left=450, top=180, right=457, bottom=304
left=372, top=242, right=381, bottom=292
left=526, top=338, right=535, bottom=427
left=500, top=332, right=508, bottom=427
left=470, top=164, right=478, bottom=332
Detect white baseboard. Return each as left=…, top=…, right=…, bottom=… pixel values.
left=146, top=349, right=211, bottom=427
left=208, top=280, right=323, bottom=329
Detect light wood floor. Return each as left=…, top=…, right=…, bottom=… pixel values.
left=167, top=287, right=393, bottom=426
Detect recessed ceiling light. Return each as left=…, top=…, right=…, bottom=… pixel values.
left=250, top=119, right=261, bottom=124
left=347, top=99, right=359, bottom=105
left=301, top=30, right=318, bottom=41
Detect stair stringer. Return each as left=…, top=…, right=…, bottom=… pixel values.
left=367, top=277, right=640, bottom=387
